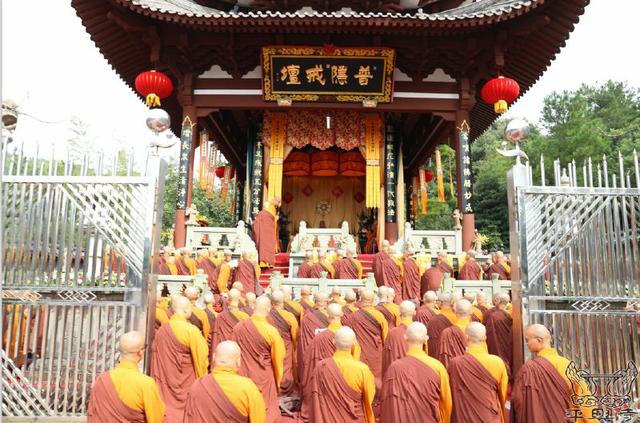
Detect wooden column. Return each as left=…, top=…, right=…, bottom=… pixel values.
left=174, top=105, right=196, bottom=248
left=455, top=109, right=475, bottom=251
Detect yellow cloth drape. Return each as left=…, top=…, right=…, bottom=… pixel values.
left=198, top=131, right=209, bottom=190
left=436, top=149, right=445, bottom=202
left=268, top=113, right=286, bottom=202
left=448, top=157, right=455, bottom=198
left=364, top=115, right=382, bottom=209
left=420, top=169, right=428, bottom=215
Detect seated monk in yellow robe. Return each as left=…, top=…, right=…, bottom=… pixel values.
left=88, top=331, right=164, bottom=423
left=380, top=322, right=452, bottom=423
left=184, top=341, right=265, bottom=423
left=252, top=199, right=280, bottom=267
left=510, top=324, right=596, bottom=423
left=448, top=322, right=508, bottom=423
left=311, top=327, right=375, bottom=423
left=232, top=296, right=285, bottom=423
left=150, top=296, right=208, bottom=423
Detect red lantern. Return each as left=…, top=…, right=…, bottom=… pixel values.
left=481, top=76, right=520, bottom=114
left=215, top=165, right=235, bottom=179
left=134, top=70, right=173, bottom=108
left=425, top=169, right=435, bottom=183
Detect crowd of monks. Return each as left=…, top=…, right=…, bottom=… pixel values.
left=88, top=278, right=597, bottom=423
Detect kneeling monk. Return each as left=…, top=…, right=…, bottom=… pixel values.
left=184, top=341, right=265, bottom=423
left=88, top=331, right=164, bottom=423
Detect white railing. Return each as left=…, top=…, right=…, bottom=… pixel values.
left=185, top=221, right=257, bottom=254
left=289, top=221, right=357, bottom=253
left=395, top=226, right=463, bottom=255
left=269, top=271, right=376, bottom=297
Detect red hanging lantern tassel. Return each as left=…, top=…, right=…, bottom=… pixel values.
left=481, top=76, right=520, bottom=114
left=134, top=70, right=174, bottom=108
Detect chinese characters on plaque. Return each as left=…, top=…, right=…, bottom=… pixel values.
left=250, top=133, right=264, bottom=220
left=457, top=122, right=473, bottom=213
left=262, top=46, right=395, bottom=103
left=385, top=125, right=397, bottom=223
left=176, top=116, right=194, bottom=210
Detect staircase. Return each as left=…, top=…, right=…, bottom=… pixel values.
left=259, top=253, right=376, bottom=287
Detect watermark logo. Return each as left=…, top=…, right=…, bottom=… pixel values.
left=565, top=361, right=639, bottom=422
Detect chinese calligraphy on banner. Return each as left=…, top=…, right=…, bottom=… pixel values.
left=457, top=121, right=473, bottom=213
left=262, top=46, right=395, bottom=103
left=176, top=116, right=194, bottom=210
left=250, top=129, right=264, bottom=220
left=385, top=125, right=397, bottom=223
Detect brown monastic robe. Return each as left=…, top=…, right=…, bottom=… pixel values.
left=335, top=258, right=359, bottom=279
left=509, top=357, right=571, bottom=423
left=297, top=309, right=329, bottom=383
left=487, top=263, right=509, bottom=280
left=341, top=304, right=359, bottom=326
left=183, top=375, right=246, bottom=423
left=204, top=308, right=216, bottom=345
left=253, top=207, right=277, bottom=266
left=210, top=309, right=244, bottom=358
left=308, top=262, right=332, bottom=279
left=232, top=320, right=280, bottom=423
left=150, top=324, right=197, bottom=423
left=157, top=259, right=171, bottom=275
left=311, top=358, right=365, bottom=423
left=484, top=307, right=513, bottom=376
left=459, top=259, right=482, bottom=280
left=438, top=325, right=467, bottom=368
left=448, top=354, right=505, bottom=423
left=420, top=267, right=444, bottom=298
left=87, top=372, right=146, bottom=423
left=349, top=309, right=385, bottom=384
left=297, top=261, right=313, bottom=278
left=267, top=309, right=296, bottom=395
left=415, top=305, right=437, bottom=326
left=382, top=323, right=409, bottom=378
left=380, top=355, right=444, bottom=423
left=197, top=259, right=218, bottom=290
left=284, top=301, right=302, bottom=322
left=376, top=304, right=397, bottom=329
left=236, top=258, right=263, bottom=295
left=175, top=258, right=191, bottom=275
left=425, top=314, right=452, bottom=361
left=437, top=261, right=454, bottom=276
left=300, top=328, right=336, bottom=422
left=401, top=258, right=421, bottom=302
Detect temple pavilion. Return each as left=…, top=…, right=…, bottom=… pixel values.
left=72, top=0, right=588, bottom=254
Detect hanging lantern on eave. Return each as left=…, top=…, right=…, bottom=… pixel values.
left=481, top=76, right=520, bottom=114
left=215, top=165, right=235, bottom=179
left=135, top=70, right=174, bottom=108
left=424, top=169, right=435, bottom=183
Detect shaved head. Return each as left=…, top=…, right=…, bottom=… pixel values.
left=399, top=301, right=416, bottom=318
left=386, top=288, right=395, bottom=302
left=477, top=291, right=487, bottom=305
left=314, top=291, right=329, bottom=308
left=464, top=291, right=476, bottom=303
left=360, top=289, right=375, bottom=306
left=454, top=299, right=473, bottom=317
left=466, top=250, right=476, bottom=259
left=203, top=292, right=215, bottom=305
left=327, top=303, right=343, bottom=320
left=344, top=289, right=356, bottom=303
left=525, top=324, right=552, bottom=353
left=213, top=341, right=241, bottom=370
left=494, top=292, right=510, bottom=306
left=281, top=285, right=293, bottom=300
left=331, top=286, right=341, bottom=296
left=270, top=290, right=285, bottom=306
left=184, top=287, right=200, bottom=302
left=253, top=295, right=272, bottom=316
left=405, top=322, right=428, bottom=345
left=301, top=285, right=312, bottom=296
left=119, top=331, right=145, bottom=357
left=232, top=281, right=244, bottom=292
left=439, top=291, right=452, bottom=309
left=246, top=292, right=257, bottom=304
left=452, top=291, right=463, bottom=304
left=172, top=295, right=192, bottom=318
left=335, top=327, right=357, bottom=351
left=423, top=291, right=438, bottom=304
left=228, top=288, right=242, bottom=306
left=466, top=322, right=486, bottom=343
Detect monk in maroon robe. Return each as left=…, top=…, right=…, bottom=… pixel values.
left=401, top=250, right=421, bottom=302
left=252, top=198, right=280, bottom=267
left=436, top=251, right=454, bottom=276
left=426, top=292, right=454, bottom=360
left=372, top=241, right=402, bottom=295
left=415, top=291, right=439, bottom=326
left=420, top=267, right=444, bottom=298
left=196, top=250, right=217, bottom=286
left=348, top=289, right=388, bottom=387
left=510, top=324, right=595, bottom=423
left=484, top=292, right=513, bottom=377
left=487, top=253, right=510, bottom=280
left=308, top=251, right=334, bottom=279
left=150, top=296, right=208, bottom=423
left=297, top=292, right=329, bottom=384
left=87, top=331, right=164, bottom=423
left=266, top=290, right=299, bottom=396
left=232, top=296, right=285, bottom=423
left=447, top=322, right=508, bottom=423
left=382, top=300, right=416, bottom=378
left=341, top=289, right=359, bottom=326
left=459, top=250, right=483, bottom=280
left=334, top=248, right=363, bottom=279
left=380, top=322, right=452, bottom=423
left=209, top=289, right=249, bottom=357
left=184, top=341, right=266, bottom=423
left=235, top=251, right=263, bottom=295
left=439, top=299, right=474, bottom=368
left=296, top=251, right=314, bottom=278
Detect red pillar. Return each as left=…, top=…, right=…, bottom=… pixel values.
left=455, top=109, right=475, bottom=251
left=174, top=105, right=197, bottom=248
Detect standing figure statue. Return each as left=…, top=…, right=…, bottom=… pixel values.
left=452, top=209, right=462, bottom=230
left=472, top=229, right=483, bottom=254
left=185, top=203, right=199, bottom=226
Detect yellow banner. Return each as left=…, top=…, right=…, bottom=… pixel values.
left=436, top=150, right=445, bottom=202
left=268, top=113, right=286, bottom=202
left=364, top=115, right=382, bottom=208
left=198, top=131, right=209, bottom=189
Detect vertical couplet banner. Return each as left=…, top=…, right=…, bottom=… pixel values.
left=176, top=116, right=194, bottom=210
left=220, top=165, right=231, bottom=202
left=267, top=113, right=286, bottom=202
left=457, top=122, right=474, bottom=213
left=250, top=127, right=264, bottom=220
left=364, top=115, right=382, bottom=208
left=384, top=124, right=396, bottom=223
left=198, top=130, right=209, bottom=190
left=206, top=144, right=217, bottom=199
left=435, top=149, right=445, bottom=203
left=419, top=169, right=428, bottom=215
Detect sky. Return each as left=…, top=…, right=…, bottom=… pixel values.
left=2, top=0, right=640, bottom=166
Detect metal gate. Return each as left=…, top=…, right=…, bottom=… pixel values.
left=508, top=152, right=640, bottom=410
left=1, top=145, right=166, bottom=417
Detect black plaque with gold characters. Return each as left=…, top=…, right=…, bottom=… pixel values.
left=262, top=46, right=395, bottom=103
